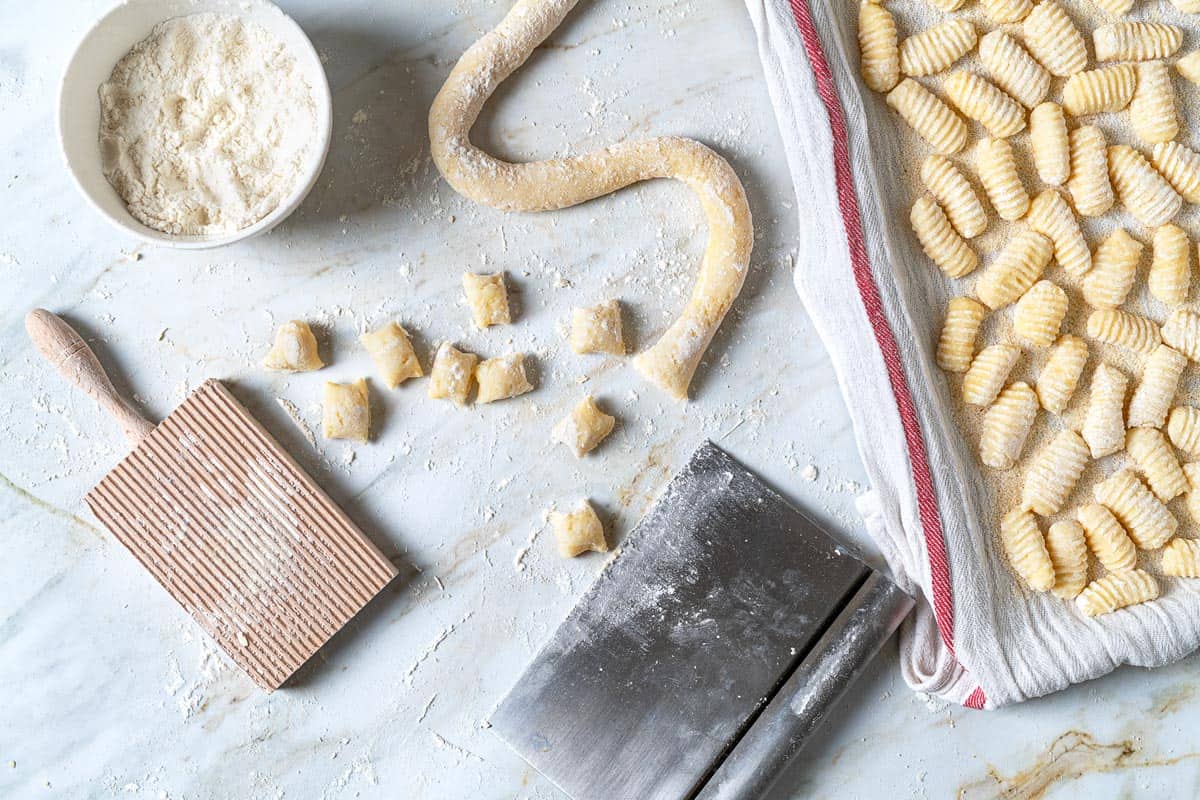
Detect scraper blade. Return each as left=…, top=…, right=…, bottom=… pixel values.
left=490, top=441, right=900, bottom=799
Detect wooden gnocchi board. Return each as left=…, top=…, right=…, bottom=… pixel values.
left=28, top=311, right=397, bottom=690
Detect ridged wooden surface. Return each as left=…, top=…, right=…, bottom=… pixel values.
left=86, top=380, right=397, bottom=690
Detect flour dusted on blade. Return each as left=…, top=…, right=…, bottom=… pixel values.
left=99, top=13, right=316, bottom=236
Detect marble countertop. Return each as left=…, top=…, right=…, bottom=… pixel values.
left=3, top=1, right=1200, bottom=797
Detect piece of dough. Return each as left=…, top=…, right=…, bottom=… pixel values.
left=571, top=299, right=625, bottom=355
left=428, top=0, right=752, bottom=400
left=360, top=322, right=423, bottom=388
left=475, top=353, right=534, bottom=404
left=428, top=343, right=479, bottom=406
left=262, top=320, right=324, bottom=372
left=551, top=500, right=608, bottom=558
left=462, top=272, right=512, bottom=327
left=322, top=379, right=369, bottom=442
left=553, top=396, right=615, bottom=457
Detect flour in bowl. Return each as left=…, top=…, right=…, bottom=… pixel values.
left=98, top=13, right=317, bottom=236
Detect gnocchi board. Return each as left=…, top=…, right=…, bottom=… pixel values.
left=27, top=309, right=398, bottom=690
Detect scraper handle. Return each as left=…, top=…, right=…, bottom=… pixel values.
left=26, top=308, right=156, bottom=447
left=695, top=572, right=915, bottom=800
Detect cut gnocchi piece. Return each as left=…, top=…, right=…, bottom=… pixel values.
left=1149, top=224, right=1191, bottom=306
left=943, top=71, right=1026, bottom=138
left=1094, top=22, right=1183, bottom=62
left=551, top=500, right=609, bottom=558
left=1177, top=51, right=1200, bottom=86
left=1108, top=145, right=1182, bottom=228
left=552, top=396, right=615, bottom=458
left=1014, top=280, right=1067, bottom=346
left=910, top=196, right=977, bottom=277
left=1129, top=62, right=1179, bottom=146
left=428, top=342, right=480, bottom=406
left=1037, top=335, right=1088, bottom=414
left=1022, top=429, right=1089, bottom=514
left=1126, top=427, right=1188, bottom=502
left=262, top=320, right=324, bottom=372
left=1081, top=228, right=1143, bottom=309
left=1162, top=308, right=1200, bottom=361
left=1023, top=1, right=1088, bottom=77
left=999, top=508, right=1055, bottom=591
left=886, top=79, right=969, bottom=155
left=1026, top=191, right=1090, bottom=277
left=360, top=322, right=423, bottom=389
left=1046, top=520, right=1089, bottom=600
left=1029, top=103, right=1069, bottom=185
left=1167, top=406, right=1200, bottom=457
left=936, top=296, right=988, bottom=373
left=571, top=299, right=625, bottom=355
left=1085, top=308, right=1161, bottom=354
left=975, top=228, right=1052, bottom=308
left=858, top=1, right=900, bottom=93
left=1151, top=141, right=1200, bottom=204
left=1093, top=468, right=1177, bottom=549
left=1067, top=125, right=1113, bottom=217
left=1186, top=462, right=1200, bottom=524
left=1162, top=538, right=1200, bottom=577
left=919, top=156, right=986, bottom=238
left=462, top=271, right=512, bottom=328
left=322, top=379, right=370, bottom=443
left=982, top=0, right=1032, bottom=23
left=976, top=138, right=1030, bottom=221
left=1127, top=344, right=1187, bottom=429
left=1081, top=363, right=1129, bottom=458
left=475, top=353, right=534, bottom=404
left=1078, top=503, right=1138, bottom=571
left=1063, top=65, right=1136, bottom=115
left=899, top=20, right=977, bottom=77
left=963, top=344, right=1021, bottom=406
left=1077, top=570, right=1159, bottom=617
left=978, top=31, right=1049, bottom=108
left=980, top=381, right=1038, bottom=470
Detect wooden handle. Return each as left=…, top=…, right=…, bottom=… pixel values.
left=26, top=308, right=156, bottom=447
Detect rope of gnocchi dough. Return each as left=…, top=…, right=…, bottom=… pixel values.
left=428, top=0, right=753, bottom=400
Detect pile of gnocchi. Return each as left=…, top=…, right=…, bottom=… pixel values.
left=260, top=273, right=622, bottom=559
left=859, top=0, right=1200, bottom=615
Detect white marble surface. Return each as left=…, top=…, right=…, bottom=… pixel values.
left=3, top=1, right=1200, bottom=798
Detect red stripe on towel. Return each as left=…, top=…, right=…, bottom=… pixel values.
left=784, top=0, right=984, bottom=708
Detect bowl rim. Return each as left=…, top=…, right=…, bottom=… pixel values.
left=57, top=0, right=334, bottom=250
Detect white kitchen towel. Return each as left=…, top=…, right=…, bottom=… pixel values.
left=744, top=0, right=1200, bottom=708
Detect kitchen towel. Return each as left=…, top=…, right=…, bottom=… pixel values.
left=744, top=0, right=1200, bottom=708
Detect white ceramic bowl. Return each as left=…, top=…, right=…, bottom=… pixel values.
left=59, top=0, right=333, bottom=249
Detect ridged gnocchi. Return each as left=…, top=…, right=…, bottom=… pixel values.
left=963, top=344, right=1022, bottom=406
left=1063, top=65, right=1136, bottom=116
left=899, top=20, right=977, bottom=77
left=1126, top=427, right=1188, bottom=502
left=1029, top=103, right=1070, bottom=185
left=1149, top=224, right=1191, bottom=306
left=1067, top=125, right=1113, bottom=217
left=1086, top=308, right=1161, bottom=354
left=1127, top=345, right=1187, bottom=429
left=1077, top=570, right=1160, bottom=616
left=1081, top=228, right=1143, bottom=309
left=1078, top=503, right=1138, bottom=571
left=1046, top=520, right=1089, bottom=600
left=1093, top=468, right=1177, bottom=549
left=980, top=381, right=1039, bottom=469
left=1167, top=406, right=1200, bottom=457
left=1021, top=429, right=1089, bottom=514
left=1162, top=309, right=1200, bottom=361
left=944, top=71, right=1026, bottom=138
left=999, top=508, right=1055, bottom=591
left=937, top=296, right=988, bottom=373
left=1094, top=22, right=1183, bottom=62
left=1129, top=62, right=1179, bottom=146
left=1023, top=2, right=1088, bottom=77
left=1161, top=538, right=1200, bottom=578
left=976, top=138, right=1030, bottom=221
left=1037, top=335, right=1088, bottom=414
left=858, top=1, right=900, bottom=93
left=1151, top=141, right=1200, bottom=204
left=920, top=155, right=986, bottom=238
left=1108, top=145, right=1183, bottom=228
left=887, top=79, right=969, bottom=155
left=911, top=195, right=978, bottom=277
left=1014, top=280, right=1068, bottom=346
left=1027, top=190, right=1091, bottom=277
left=975, top=228, right=1053, bottom=308
left=978, top=31, right=1049, bottom=109
left=1081, top=362, right=1129, bottom=458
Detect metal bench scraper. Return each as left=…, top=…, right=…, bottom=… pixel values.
left=490, top=441, right=914, bottom=799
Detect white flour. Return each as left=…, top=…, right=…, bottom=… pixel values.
left=99, top=13, right=316, bottom=236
